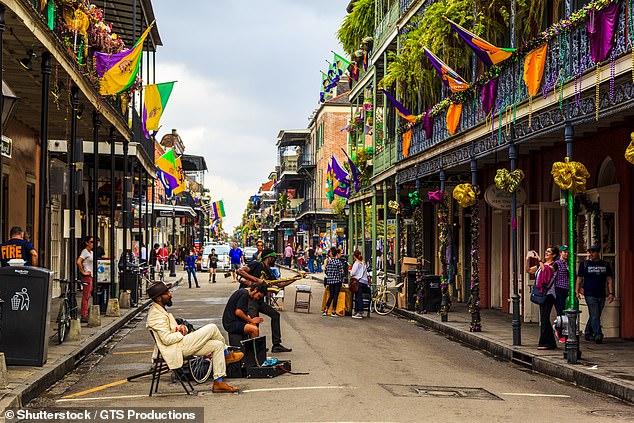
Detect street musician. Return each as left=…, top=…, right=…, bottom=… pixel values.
left=237, top=249, right=301, bottom=353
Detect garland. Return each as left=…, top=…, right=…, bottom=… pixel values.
left=467, top=197, right=481, bottom=332
left=413, top=204, right=424, bottom=259
left=437, top=197, right=451, bottom=319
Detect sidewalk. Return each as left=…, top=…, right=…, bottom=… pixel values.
left=0, top=271, right=184, bottom=414
left=296, top=267, right=634, bottom=404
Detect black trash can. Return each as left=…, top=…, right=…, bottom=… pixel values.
left=422, top=275, right=442, bottom=313
left=405, top=270, right=419, bottom=311
left=0, top=266, right=53, bottom=366
left=121, top=267, right=138, bottom=306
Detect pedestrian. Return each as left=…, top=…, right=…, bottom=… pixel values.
left=76, top=236, right=94, bottom=323
left=252, top=240, right=264, bottom=262
left=0, top=226, right=38, bottom=266
left=307, top=245, right=316, bottom=273
left=229, top=242, right=243, bottom=282
left=350, top=250, right=370, bottom=319
left=315, top=245, right=323, bottom=272
left=150, top=243, right=161, bottom=279
left=526, top=246, right=559, bottom=350
left=208, top=248, right=218, bottom=283
left=576, top=245, right=615, bottom=344
left=185, top=248, right=200, bottom=288
left=554, top=245, right=570, bottom=316
left=160, top=244, right=169, bottom=269
left=284, top=243, right=293, bottom=267
left=323, top=246, right=345, bottom=317
left=94, top=237, right=105, bottom=260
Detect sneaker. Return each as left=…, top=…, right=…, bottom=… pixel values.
left=558, top=337, right=566, bottom=344
left=351, top=313, right=363, bottom=319
left=322, top=311, right=327, bottom=316
left=584, top=335, right=593, bottom=342
left=271, top=344, right=292, bottom=353
left=330, top=312, right=339, bottom=317
left=80, top=316, right=89, bottom=323
left=595, top=335, right=604, bottom=344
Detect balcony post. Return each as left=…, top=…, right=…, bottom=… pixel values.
left=371, top=186, right=377, bottom=290
left=439, top=168, right=449, bottom=322
left=69, top=85, right=79, bottom=289
left=122, top=139, right=129, bottom=293
left=109, top=127, right=117, bottom=297
left=0, top=5, right=4, bottom=238
left=564, top=123, right=580, bottom=364
left=383, top=181, right=388, bottom=287
left=361, top=199, right=366, bottom=270
left=394, top=175, right=400, bottom=279
left=469, top=158, right=481, bottom=331
left=38, top=52, right=52, bottom=267
left=510, top=141, right=521, bottom=345
left=92, top=110, right=101, bottom=306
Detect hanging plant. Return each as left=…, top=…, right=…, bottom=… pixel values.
left=337, top=0, right=375, bottom=55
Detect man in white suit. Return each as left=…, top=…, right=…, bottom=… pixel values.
left=146, top=281, right=242, bottom=393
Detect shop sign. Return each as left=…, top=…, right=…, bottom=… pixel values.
left=484, top=184, right=526, bottom=210
left=1, top=135, right=12, bottom=158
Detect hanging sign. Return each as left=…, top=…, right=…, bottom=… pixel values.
left=1, top=135, right=12, bottom=158
left=484, top=184, right=526, bottom=210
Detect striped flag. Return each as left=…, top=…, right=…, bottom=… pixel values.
left=212, top=200, right=226, bottom=220
left=142, top=81, right=176, bottom=139
left=423, top=47, right=470, bottom=93
left=444, top=17, right=514, bottom=67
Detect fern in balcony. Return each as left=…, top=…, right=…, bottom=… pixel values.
left=338, top=0, right=376, bottom=55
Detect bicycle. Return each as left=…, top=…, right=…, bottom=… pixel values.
left=371, top=272, right=396, bottom=315
left=55, top=278, right=81, bottom=344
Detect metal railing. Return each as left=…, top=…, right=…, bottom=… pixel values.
left=399, top=1, right=631, bottom=160
left=374, top=1, right=400, bottom=52
left=280, top=159, right=299, bottom=174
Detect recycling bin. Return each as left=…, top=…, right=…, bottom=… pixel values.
left=0, top=266, right=53, bottom=366
left=422, top=275, right=442, bottom=313
left=120, top=266, right=139, bottom=306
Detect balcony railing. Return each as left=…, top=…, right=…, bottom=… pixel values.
left=373, top=137, right=398, bottom=176
left=375, top=1, right=400, bottom=52
left=298, top=154, right=315, bottom=168
left=298, top=197, right=336, bottom=216
left=280, top=158, right=298, bottom=174
left=280, top=209, right=299, bottom=220
left=400, top=1, right=631, bottom=160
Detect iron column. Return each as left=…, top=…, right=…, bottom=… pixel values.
left=69, top=86, right=79, bottom=286
left=92, top=111, right=100, bottom=304
left=38, top=52, right=52, bottom=266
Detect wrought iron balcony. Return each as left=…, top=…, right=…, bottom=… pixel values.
left=373, top=137, right=398, bottom=176
left=399, top=1, right=632, bottom=161
left=374, top=1, right=399, bottom=52
left=298, top=154, right=316, bottom=169
left=298, top=197, right=337, bottom=218
left=280, top=157, right=299, bottom=174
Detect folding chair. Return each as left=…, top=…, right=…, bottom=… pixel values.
left=269, top=287, right=285, bottom=310
left=294, top=285, right=312, bottom=313
left=127, top=331, right=195, bottom=396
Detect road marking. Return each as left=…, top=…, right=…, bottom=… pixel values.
left=57, top=393, right=184, bottom=403
left=60, top=379, right=130, bottom=399
left=501, top=393, right=571, bottom=398
left=241, top=386, right=349, bottom=393
left=111, top=350, right=154, bottom=355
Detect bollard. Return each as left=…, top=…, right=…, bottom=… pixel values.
left=68, top=318, right=82, bottom=341
left=88, top=304, right=101, bottom=327
left=0, top=352, right=8, bottom=388
left=119, top=290, right=131, bottom=309
left=106, top=298, right=120, bottom=317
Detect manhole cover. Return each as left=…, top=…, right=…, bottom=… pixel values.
left=379, top=384, right=502, bottom=400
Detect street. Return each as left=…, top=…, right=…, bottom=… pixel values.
left=27, top=269, right=633, bottom=423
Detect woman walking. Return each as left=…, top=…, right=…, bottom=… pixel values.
left=526, top=246, right=559, bottom=350
left=185, top=248, right=200, bottom=288
left=76, top=236, right=94, bottom=323
left=350, top=250, right=370, bottom=319
left=323, top=247, right=345, bottom=317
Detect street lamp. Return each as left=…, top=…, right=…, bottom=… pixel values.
left=169, top=198, right=176, bottom=277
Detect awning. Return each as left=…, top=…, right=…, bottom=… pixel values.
left=149, top=203, right=196, bottom=218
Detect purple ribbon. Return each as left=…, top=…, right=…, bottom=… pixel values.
left=588, top=2, right=620, bottom=63
left=481, top=77, right=499, bottom=116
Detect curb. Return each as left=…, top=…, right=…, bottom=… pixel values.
left=0, top=277, right=183, bottom=414
left=393, top=308, right=634, bottom=404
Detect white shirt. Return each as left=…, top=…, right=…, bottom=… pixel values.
left=350, top=261, right=368, bottom=284
left=80, top=249, right=94, bottom=276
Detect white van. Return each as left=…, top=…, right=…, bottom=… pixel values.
left=200, top=244, right=231, bottom=272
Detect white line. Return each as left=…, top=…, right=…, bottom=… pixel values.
left=501, top=393, right=571, bottom=398
left=57, top=393, right=184, bottom=403
left=241, top=386, right=350, bottom=393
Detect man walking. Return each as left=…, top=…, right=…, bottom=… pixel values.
left=229, top=242, right=243, bottom=282
left=1, top=226, right=38, bottom=266
left=284, top=243, right=293, bottom=267
left=576, top=245, right=615, bottom=344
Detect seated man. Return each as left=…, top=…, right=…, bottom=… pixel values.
left=146, top=281, right=243, bottom=393
left=222, top=282, right=267, bottom=340
left=237, top=249, right=295, bottom=353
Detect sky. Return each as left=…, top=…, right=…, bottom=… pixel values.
left=150, top=1, right=348, bottom=232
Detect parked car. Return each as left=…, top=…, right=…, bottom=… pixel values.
left=200, top=244, right=231, bottom=272
left=243, top=247, right=258, bottom=262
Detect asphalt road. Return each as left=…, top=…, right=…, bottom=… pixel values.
left=26, top=269, right=634, bottom=423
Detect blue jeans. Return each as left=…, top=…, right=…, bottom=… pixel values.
left=316, top=258, right=323, bottom=272
left=354, top=284, right=370, bottom=314
left=584, top=295, right=606, bottom=339
left=307, top=258, right=315, bottom=273
left=186, top=267, right=199, bottom=287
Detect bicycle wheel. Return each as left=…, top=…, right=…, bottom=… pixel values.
left=57, top=300, right=70, bottom=344
left=373, top=291, right=396, bottom=316
left=188, top=356, right=212, bottom=384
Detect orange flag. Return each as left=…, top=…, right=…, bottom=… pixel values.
left=446, top=103, right=463, bottom=135
left=523, top=43, right=548, bottom=96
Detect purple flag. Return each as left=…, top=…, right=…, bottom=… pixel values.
left=588, top=2, right=620, bottom=63
left=341, top=148, right=361, bottom=192
left=481, top=77, right=499, bottom=116
left=331, top=155, right=349, bottom=184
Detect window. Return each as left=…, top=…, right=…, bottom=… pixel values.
left=26, top=183, right=35, bottom=238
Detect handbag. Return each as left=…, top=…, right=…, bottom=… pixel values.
left=349, top=277, right=360, bottom=293
left=529, top=284, right=548, bottom=305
